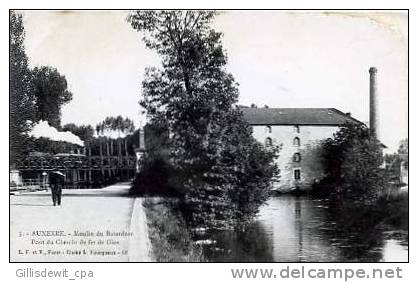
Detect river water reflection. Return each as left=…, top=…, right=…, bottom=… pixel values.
left=201, top=196, right=408, bottom=262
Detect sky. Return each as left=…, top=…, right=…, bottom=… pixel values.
left=20, top=10, right=408, bottom=151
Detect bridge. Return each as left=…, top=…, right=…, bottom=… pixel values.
left=14, top=153, right=138, bottom=189
left=12, top=129, right=146, bottom=190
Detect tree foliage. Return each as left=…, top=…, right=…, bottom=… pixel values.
left=398, top=138, right=408, bottom=155
left=318, top=123, right=387, bottom=203
left=383, top=138, right=409, bottom=184
left=62, top=123, right=95, bottom=142
left=10, top=11, right=36, bottom=166
left=10, top=11, right=74, bottom=165
left=128, top=11, right=278, bottom=228
left=31, top=66, right=73, bottom=128
left=27, top=137, right=80, bottom=155
left=96, top=116, right=135, bottom=138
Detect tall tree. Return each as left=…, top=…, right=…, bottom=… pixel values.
left=128, top=11, right=278, bottom=228
left=31, top=66, right=73, bottom=128
left=10, top=11, right=36, bottom=166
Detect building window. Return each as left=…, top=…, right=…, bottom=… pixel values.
left=266, top=126, right=272, bottom=133
left=293, top=153, right=301, bottom=162
left=294, top=169, right=301, bottom=180
left=293, top=137, right=300, bottom=146
left=294, top=125, right=300, bottom=133
left=265, top=137, right=272, bottom=147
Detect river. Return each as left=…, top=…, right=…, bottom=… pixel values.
left=200, top=196, right=408, bottom=262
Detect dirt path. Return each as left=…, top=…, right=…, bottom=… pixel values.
left=10, top=183, right=152, bottom=262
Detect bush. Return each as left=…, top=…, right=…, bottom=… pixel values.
left=315, top=123, right=388, bottom=203
left=131, top=156, right=178, bottom=196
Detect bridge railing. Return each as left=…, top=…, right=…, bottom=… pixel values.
left=15, top=155, right=137, bottom=170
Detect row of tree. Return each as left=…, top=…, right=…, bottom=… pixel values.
left=94, top=116, right=136, bottom=159
left=10, top=11, right=138, bottom=164
left=10, top=11, right=73, bottom=166
left=27, top=116, right=137, bottom=157
left=95, top=116, right=135, bottom=138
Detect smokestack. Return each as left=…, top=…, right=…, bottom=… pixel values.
left=369, top=67, right=380, bottom=140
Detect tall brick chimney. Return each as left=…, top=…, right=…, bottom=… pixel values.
left=369, top=67, right=380, bottom=140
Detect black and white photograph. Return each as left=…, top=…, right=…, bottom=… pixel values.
left=9, top=10, right=408, bottom=263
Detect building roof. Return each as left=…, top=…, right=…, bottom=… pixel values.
left=241, top=107, right=362, bottom=126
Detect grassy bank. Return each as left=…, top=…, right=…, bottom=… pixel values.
left=142, top=197, right=204, bottom=262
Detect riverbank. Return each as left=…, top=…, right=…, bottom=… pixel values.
left=281, top=183, right=408, bottom=232
left=372, top=193, right=408, bottom=231
left=140, top=193, right=407, bottom=262
left=142, top=197, right=203, bottom=262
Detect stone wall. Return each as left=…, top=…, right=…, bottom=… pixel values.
left=251, top=125, right=339, bottom=191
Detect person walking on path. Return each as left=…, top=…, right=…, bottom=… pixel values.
left=49, top=171, right=65, bottom=206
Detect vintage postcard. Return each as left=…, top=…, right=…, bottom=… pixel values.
left=9, top=10, right=408, bottom=263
